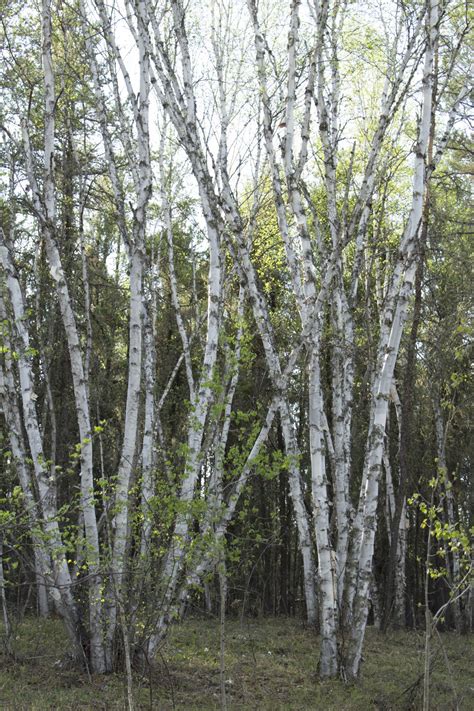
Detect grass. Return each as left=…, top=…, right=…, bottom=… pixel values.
left=0, top=615, right=472, bottom=709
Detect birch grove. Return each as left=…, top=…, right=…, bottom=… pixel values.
left=0, top=0, right=471, bottom=683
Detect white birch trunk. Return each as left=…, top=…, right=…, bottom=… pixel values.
left=331, top=293, right=352, bottom=607
left=140, top=302, right=157, bottom=559
left=309, top=349, right=338, bottom=677
left=394, top=501, right=407, bottom=626
left=83, top=2, right=152, bottom=666
left=105, top=243, right=144, bottom=666
left=0, top=317, right=51, bottom=618
left=344, top=0, right=440, bottom=678
left=0, top=237, right=83, bottom=656
left=153, top=198, right=221, bottom=636
left=21, top=1, right=105, bottom=670
left=136, top=0, right=320, bottom=632
left=383, top=438, right=406, bottom=625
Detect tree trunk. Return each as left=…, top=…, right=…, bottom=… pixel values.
left=308, top=349, right=338, bottom=677
left=0, top=239, right=84, bottom=659
left=344, top=0, right=439, bottom=676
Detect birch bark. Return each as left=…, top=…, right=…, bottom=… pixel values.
left=81, top=1, right=152, bottom=666
left=247, top=0, right=336, bottom=661
left=21, top=0, right=105, bottom=671
left=152, top=197, right=222, bottom=643
left=140, top=300, right=157, bottom=559
left=309, top=348, right=338, bottom=677
left=135, top=0, right=319, bottom=630
left=0, top=305, right=51, bottom=617
left=344, top=0, right=440, bottom=678
left=0, top=235, right=83, bottom=657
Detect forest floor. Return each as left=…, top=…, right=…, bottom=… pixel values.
left=0, top=616, right=472, bottom=710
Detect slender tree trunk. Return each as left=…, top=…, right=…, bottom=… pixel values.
left=140, top=301, right=157, bottom=559
left=19, top=0, right=106, bottom=671
left=148, top=188, right=222, bottom=653
left=219, top=548, right=228, bottom=711
left=308, top=349, right=338, bottom=677
left=382, top=260, right=424, bottom=630
left=105, top=244, right=144, bottom=667
left=433, top=400, right=462, bottom=632
left=0, top=239, right=83, bottom=658
left=344, top=0, right=439, bottom=677
left=0, top=539, right=11, bottom=646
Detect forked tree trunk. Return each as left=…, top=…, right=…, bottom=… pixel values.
left=136, top=0, right=319, bottom=629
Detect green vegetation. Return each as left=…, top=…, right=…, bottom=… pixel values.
left=0, top=0, right=472, bottom=695
left=1, top=617, right=472, bottom=710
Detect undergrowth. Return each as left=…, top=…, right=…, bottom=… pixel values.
left=0, top=616, right=472, bottom=709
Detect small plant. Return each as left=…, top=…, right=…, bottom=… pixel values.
left=408, top=474, right=473, bottom=711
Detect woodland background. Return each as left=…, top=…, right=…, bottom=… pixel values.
left=0, top=0, right=472, bottom=707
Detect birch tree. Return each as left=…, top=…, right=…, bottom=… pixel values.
left=0, top=0, right=471, bottom=683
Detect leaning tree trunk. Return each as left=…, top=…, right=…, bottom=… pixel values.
left=343, top=0, right=439, bottom=678
left=0, top=239, right=84, bottom=658
left=18, top=0, right=106, bottom=672
left=382, top=260, right=424, bottom=631
left=0, top=310, right=51, bottom=618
